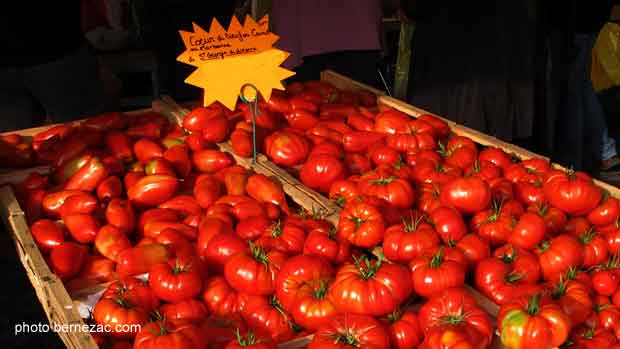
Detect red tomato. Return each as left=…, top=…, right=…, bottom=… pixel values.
left=475, top=256, right=542, bottom=305
left=381, top=309, right=423, bottom=349
left=225, top=331, right=275, bottom=349
left=160, top=299, right=209, bottom=326
left=537, top=234, right=584, bottom=281
left=133, top=321, right=206, bottom=349
left=93, top=297, right=148, bottom=339
left=418, top=287, right=493, bottom=346
left=470, top=203, right=515, bottom=246
left=97, top=176, right=123, bottom=203
left=547, top=278, right=593, bottom=327
left=570, top=326, right=616, bottom=349
left=30, top=219, right=65, bottom=252
left=238, top=294, right=295, bottom=342
left=420, top=323, right=487, bottom=349
left=543, top=170, right=602, bottom=216
left=202, top=276, right=245, bottom=322
left=514, top=180, right=546, bottom=206
left=588, top=197, right=620, bottom=227
left=230, top=129, right=253, bottom=158
left=149, top=255, right=203, bottom=302
left=308, top=314, right=390, bottom=349
left=49, top=242, right=88, bottom=280
left=456, top=234, right=491, bottom=267
left=357, top=171, right=415, bottom=209
left=264, top=131, right=310, bottom=167
left=498, top=294, right=571, bottom=349
left=478, top=147, right=513, bottom=169
left=328, top=179, right=360, bottom=207
left=574, top=228, right=609, bottom=267
left=127, top=175, right=179, bottom=208
left=246, top=174, right=290, bottom=215
left=192, top=150, right=234, bottom=173
left=275, top=255, right=335, bottom=330
left=374, top=109, right=412, bottom=134
left=417, top=183, right=443, bottom=213
left=328, top=255, right=412, bottom=316
left=508, top=212, right=547, bottom=250
left=95, top=225, right=132, bottom=262
left=224, top=244, right=285, bottom=295
left=429, top=206, right=468, bottom=243
left=303, top=226, right=351, bottom=263
left=202, top=232, right=248, bottom=270
left=116, top=243, right=170, bottom=277
left=440, top=176, right=491, bottom=215
left=63, top=213, right=100, bottom=243
left=337, top=202, right=385, bottom=248
left=504, top=158, right=551, bottom=183
left=300, top=154, right=347, bottom=193
left=101, top=277, right=159, bottom=311
left=410, top=248, right=466, bottom=297
left=254, top=221, right=306, bottom=255
left=382, top=212, right=440, bottom=262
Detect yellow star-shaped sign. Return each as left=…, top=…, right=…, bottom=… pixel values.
left=177, top=15, right=295, bottom=110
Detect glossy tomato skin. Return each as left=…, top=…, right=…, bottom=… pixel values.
left=238, top=294, right=296, bottom=343
left=419, top=324, right=487, bottom=349
left=328, top=256, right=412, bottom=316
left=49, top=242, right=88, bottom=280
left=95, top=225, right=132, bottom=262
left=456, top=234, right=491, bottom=267
left=116, top=243, right=170, bottom=277
left=127, top=175, right=179, bottom=208
left=300, top=154, right=347, bottom=193
left=148, top=255, right=203, bottom=303
left=224, top=245, right=285, bottom=295
left=202, top=276, right=244, bottom=319
left=381, top=309, right=423, bottom=349
left=382, top=215, right=440, bottom=263
left=440, top=176, right=491, bottom=215
left=337, top=202, right=385, bottom=248
left=548, top=278, right=593, bottom=327
left=246, top=173, right=290, bottom=215
left=537, top=234, right=584, bottom=281
left=498, top=295, right=570, bottom=349
left=308, top=314, right=390, bottom=349
left=133, top=321, right=206, bottom=349
left=254, top=221, right=306, bottom=256
left=588, top=197, right=620, bottom=227
left=30, top=219, right=65, bottom=252
left=543, top=170, right=602, bottom=216
left=275, top=255, right=336, bottom=331
left=410, top=248, right=466, bottom=297
left=357, top=172, right=415, bottom=209
left=418, top=287, right=493, bottom=346
left=508, top=212, right=546, bottom=251
left=264, top=131, right=310, bottom=167
left=93, top=297, right=148, bottom=339
left=475, top=257, right=542, bottom=305
left=429, top=206, right=468, bottom=243
left=101, top=277, right=159, bottom=311
left=303, top=227, right=351, bottom=263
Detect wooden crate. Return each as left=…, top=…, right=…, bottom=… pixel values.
left=3, top=69, right=580, bottom=349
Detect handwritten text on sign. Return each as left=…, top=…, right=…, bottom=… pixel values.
left=178, top=16, right=278, bottom=65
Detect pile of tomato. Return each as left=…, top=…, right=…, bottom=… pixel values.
left=7, top=79, right=620, bottom=349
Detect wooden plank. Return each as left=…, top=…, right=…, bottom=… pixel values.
left=0, top=185, right=96, bottom=349
left=320, top=70, right=386, bottom=96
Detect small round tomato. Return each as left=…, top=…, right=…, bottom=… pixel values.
left=547, top=278, right=593, bottom=327
left=30, top=219, right=65, bottom=252
left=133, top=321, right=206, bottom=349
left=429, top=206, right=467, bottom=243
left=303, top=226, right=351, bottom=264
left=93, top=296, right=148, bottom=338
left=543, top=170, right=602, bottom=216
left=357, top=172, right=415, bottom=209
left=160, top=299, right=208, bottom=326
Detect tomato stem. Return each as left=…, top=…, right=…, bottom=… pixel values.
left=430, top=249, right=444, bottom=268
left=525, top=294, right=541, bottom=315
left=249, top=241, right=270, bottom=269
left=270, top=221, right=282, bottom=237
left=579, top=228, right=597, bottom=245
left=371, top=176, right=396, bottom=185
left=235, top=328, right=259, bottom=346
left=505, top=271, right=524, bottom=284
left=350, top=216, right=365, bottom=231
left=353, top=255, right=381, bottom=280
left=313, top=280, right=330, bottom=300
